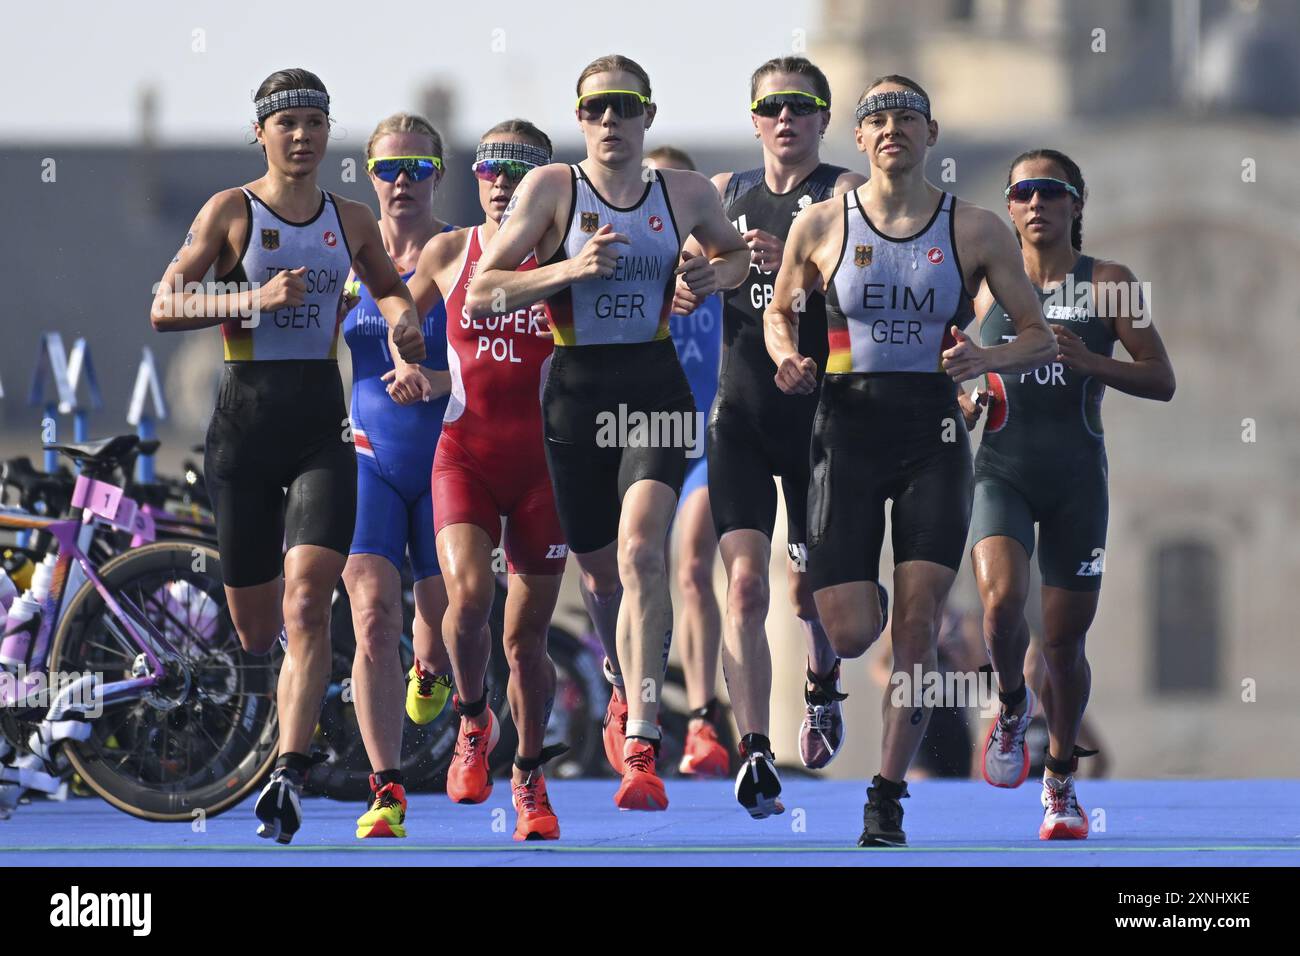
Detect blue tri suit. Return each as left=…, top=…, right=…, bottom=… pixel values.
left=342, top=241, right=452, bottom=580
left=669, top=293, right=722, bottom=509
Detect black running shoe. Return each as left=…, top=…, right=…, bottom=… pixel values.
left=858, top=774, right=908, bottom=847
left=254, top=767, right=304, bottom=845
left=734, top=734, right=784, bottom=819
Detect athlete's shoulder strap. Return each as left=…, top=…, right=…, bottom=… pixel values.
left=1074, top=253, right=1096, bottom=283
left=722, top=167, right=764, bottom=210
left=844, top=187, right=859, bottom=211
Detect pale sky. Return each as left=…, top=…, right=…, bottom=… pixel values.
left=3, top=0, right=818, bottom=146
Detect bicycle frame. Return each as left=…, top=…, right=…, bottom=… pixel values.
left=0, top=473, right=176, bottom=710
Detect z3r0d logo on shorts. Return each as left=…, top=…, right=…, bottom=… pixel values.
left=546, top=544, right=569, bottom=560
left=1076, top=549, right=1105, bottom=577
left=580, top=212, right=600, bottom=233
left=261, top=228, right=280, bottom=250
left=323, top=230, right=338, bottom=248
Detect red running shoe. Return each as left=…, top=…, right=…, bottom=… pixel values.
left=512, top=769, right=560, bottom=841
left=679, top=721, right=730, bottom=777
left=614, top=739, right=668, bottom=812
left=446, top=703, right=500, bottom=804
left=602, top=685, right=628, bottom=774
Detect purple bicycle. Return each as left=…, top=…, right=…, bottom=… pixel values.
left=0, top=435, right=277, bottom=821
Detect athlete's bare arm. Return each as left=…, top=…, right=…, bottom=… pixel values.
left=661, top=169, right=749, bottom=297
left=408, top=227, right=471, bottom=317
left=1061, top=260, right=1175, bottom=401
left=468, top=164, right=605, bottom=318
left=955, top=282, right=998, bottom=429
left=340, top=199, right=425, bottom=363
left=763, top=200, right=840, bottom=395
left=151, top=189, right=261, bottom=332
left=673, top=172, right=735, bottom=314
left=945, top=203, right=1055, bottom=380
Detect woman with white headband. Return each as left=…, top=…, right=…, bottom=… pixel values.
left=406, top=119, right=569, bottom=841
left=764, top=74, right=1055, bottom=847
left=150, top=67, right=426, bottom=845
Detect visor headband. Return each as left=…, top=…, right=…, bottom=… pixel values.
left=855, top=89, right=931, bottom=123
left=474, top=141, right=551, bottom=167
left=256, top=89, right=330, bottom=123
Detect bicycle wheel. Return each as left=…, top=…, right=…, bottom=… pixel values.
left=541, top=626, right=604, bottom=779
left=50, top=542, right=278, bottom=821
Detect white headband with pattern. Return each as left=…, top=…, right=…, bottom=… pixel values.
left=255, top=88, right=330, bottom=122
left=855, top=89, right=931, bottom=123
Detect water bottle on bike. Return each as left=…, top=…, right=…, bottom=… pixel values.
left=0, top=554, right=55, bottom=673
left=0, top=568, right=17, bottom=616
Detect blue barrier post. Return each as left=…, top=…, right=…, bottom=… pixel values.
left=28, top=333, right=75, bottom=474
left=67, top=337, right=104, bottom=444
left=127, top=347, right=167, bottom=484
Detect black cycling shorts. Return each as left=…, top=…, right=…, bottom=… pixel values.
left=542, top=339, right=695, bottom=555
left=807, top=373, right=973, bottom=592
left=970, top=446, right=1109, bottom=592
left=204, top=361, right=356, bottom=588
left=706, top=388, right=818, bottom=557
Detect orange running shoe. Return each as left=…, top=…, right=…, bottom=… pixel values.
left=446, top=702, right=500, bottom=804
left=679, top=720, right=730, bottom=777
left=512, top=769, right=560, bottom=841
left=614, top=739, right=668, bottom=811
left=602, top=683, right=628, bottom=774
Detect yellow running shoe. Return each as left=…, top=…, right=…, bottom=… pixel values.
left=356, top=775, right=407, bottom=839
left=405, top=662, right=452, bottom=725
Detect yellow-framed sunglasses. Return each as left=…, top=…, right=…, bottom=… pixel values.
left=366, top=155, right=444, bottom=182
left=750, top=90, right=829, bottom=117
left=575, top=89, right=652, bottom=120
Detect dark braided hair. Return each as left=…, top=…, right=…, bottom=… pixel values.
left=1006, top=148, right=1086, bottom=250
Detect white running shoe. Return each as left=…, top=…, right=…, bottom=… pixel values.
left=1039, top=773, right=1089, bottom=840
left=981, top=685, right=1036, bottom=788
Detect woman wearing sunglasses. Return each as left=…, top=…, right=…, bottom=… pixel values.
left=403, top=119, right=568, bottom=841
left=672, top=56, right=864, bottom=818
left=343, top=113, right=457, bottom=839
left=469, top=54, right=749, bottom=813
left=962, top=149, right=1174, bottom=839
left=643, top=144, right=729, bottom=780
left=150, top=69, right=427, bottom=844
left=765, top=75, right=1056, bottom=847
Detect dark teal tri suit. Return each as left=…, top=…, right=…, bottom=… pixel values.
left=969, top=255, right=1116, bottom=591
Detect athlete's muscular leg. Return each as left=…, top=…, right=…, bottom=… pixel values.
left=226, top=579, right=284, bottom=654
left=503, top=572, right=563, bottom=784
left=879, top=560, right=958, bottom=783
left=343, top=554, right=404, bottom=772
left=1038, top=586, right=1099, bottom=773
left=971, top=536, right=1033, bottom=703
left=277, top=545, right=346, bottom=755
left=437, top=524, right=495, bottom=728
left=717, top=529, right=772, bottom=737
left=675, top=487, right=721, bottom=715
left=410, top=573, right=451, bottom=679
left=813, top=581, right=887, bottom=660
left=576, top=543, right=623, bottom=682
left=615, top=479, right=678, bottom=735
left=789, top=560, right=837, bottom=679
